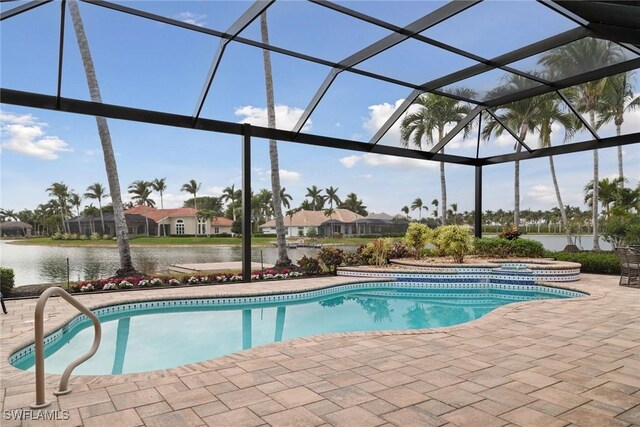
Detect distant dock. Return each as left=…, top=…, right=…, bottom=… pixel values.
left=271, top=239, right=324, bottom=249
left=168, top=261, right=271, bottom=274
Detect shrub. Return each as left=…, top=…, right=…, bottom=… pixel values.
left=474, top=238, right=544, bottom=258
left=509, top=239, right=545, bottom=257
left=298, top=255, right=322, bottom=275
left=602, top=214, right=640, bottom=247
left=343, top=251, right=364, bottom=266
left=1, top=268, right=15, bottom=295
left=499, top=226, right=522, bottom=240
left=549, top=251, right=619, bottom=275
left=404, top=223, right=433, bottom=258
left=79, top=234, right=88, bottom=240
left=90, top=232, right=101, bottom=240
left=306, top=228, right=318, bottom=238
left=358, top=244, right=376, bottom=265
left=474, top=238, right=511, bottom=257
left=389, top=243, right=411, bottom=259
left=367, top=238, right=394, bottom=266
left=51, top=232, right=63, bottom=240
left=103, top=234, right=111, bottom=240
left=318, top=247, right=344, bottom=273
left=433, top=225, right=474, bottom=263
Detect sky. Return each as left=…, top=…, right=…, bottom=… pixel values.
left=1, top=0, right=639, bottom=217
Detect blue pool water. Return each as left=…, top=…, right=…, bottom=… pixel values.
left=11, top=282, right=583, bottom=375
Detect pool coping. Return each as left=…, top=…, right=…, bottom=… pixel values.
left=6, top=280, right=588, bottom=367
left=1, top=275, right=601, bottom=389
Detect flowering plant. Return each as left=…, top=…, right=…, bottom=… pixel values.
left=187, top=276, right=199, bottom=284
left=118, top=281, right=133, bottom=289
left=80, top=284, right=95, bottom=292
left=138, top=280, right=150, bottom=287
left=168, top=278, right=181, bottom=286
left=103, top=283, right=117, bottom=290
left=150, top=278, right=163, bottom=286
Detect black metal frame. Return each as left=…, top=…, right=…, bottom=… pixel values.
left=1, top=0, right=639, bottom=277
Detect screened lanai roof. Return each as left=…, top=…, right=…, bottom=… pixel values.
left=1, top=0, right=639, bottom=166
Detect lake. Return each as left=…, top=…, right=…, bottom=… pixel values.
left=0, top=234, right=611, bottom=286
left=0, top=242, right=325, bottom=286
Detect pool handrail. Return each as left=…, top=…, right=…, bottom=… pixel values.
left=31, top=287, right=102, bottom=409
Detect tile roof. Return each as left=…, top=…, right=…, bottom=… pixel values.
left=211, top=217, right=233, bottom=226
left=260, top=209, right=360, bottom=228
left=124, top=206, right=232, bottom=225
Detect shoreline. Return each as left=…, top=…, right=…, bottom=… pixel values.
left=4, top=240, right=280, bottom=249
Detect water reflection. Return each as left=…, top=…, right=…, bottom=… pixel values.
left=0, top=241, right=327, bottom=285
left=354, top=298, right=393, bottom=323
left=111, top=318, right=130, bottom=375
left=403, top=303, right=429, bottom=329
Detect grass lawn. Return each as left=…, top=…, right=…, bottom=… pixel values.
left=9, top=236, right=390, bottom=247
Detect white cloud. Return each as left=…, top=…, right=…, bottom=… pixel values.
left=527, top=184, right=556, bottom=205
left=234, top=105, right=311, bottom=131
left=255, top=168, right=301, bottom=183
left=174, top=11, right=206, bottom=27
left=279, top=169, right=301, bottom=183
left=0, top=112, right=72, bottom=160
left=339, top=153, right=438, bottom=170
left=205, top=186, right=224, bottom=197
left=361, top=99, right=477, bottom=152
left=339, top=155, right=361, bottom=168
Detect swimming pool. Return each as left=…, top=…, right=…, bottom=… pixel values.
left=10, top=281, right=584, bottom=375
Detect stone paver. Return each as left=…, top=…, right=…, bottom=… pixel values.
left=2, top=274, right=638, bottom=426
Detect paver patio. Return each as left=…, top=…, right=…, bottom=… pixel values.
left=1, top=274, right=638, bottom=426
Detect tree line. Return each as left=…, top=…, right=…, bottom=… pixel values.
left=400, top=38, right=639, bottom=250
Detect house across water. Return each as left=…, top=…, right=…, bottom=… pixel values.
left=260, top=209, right=408, bottom=237
left=67, top=206, right=233, bottom=236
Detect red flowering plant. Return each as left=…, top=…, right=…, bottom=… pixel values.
left=70, top=265, right=304, bottom=293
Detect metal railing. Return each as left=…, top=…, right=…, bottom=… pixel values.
left=31, top=287, right=102, bottom=409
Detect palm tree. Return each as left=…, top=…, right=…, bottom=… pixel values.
left=46, top=182, right=70, bottom=233
left=305, top=185, right=324, bottom=211
left=585, top=177, right=624, bottom=219
left=482, top=74, right=550, bottom=228
left=325, top=186, right=341, bottom=211
left=341, top=193, right=366, bottom=236
left=151, top=178, right=167, bottom=236
left=69, top=0, right=136, bottom=274
left=221, top=185, right=239, bottom=222
left=400, top=90, right=475, bottom=225
left=279, top=187, right=292, bottom=209
left=83, top=204, right=99, bottom=234
left=324, top=207, right=336, bottom=237
left=431, top=199, right=439, bottom=220
left=181, top=179, right=201, bottom=235
left=411, top=197, right=424, bottom=221
left=260, top=11, right=290, bottom=266
left=540, top=38, right=624, bottom=250
left=450, top=203, right=459, bottom=225
left=401, top=205, right=410, bottom=219
left=596, top=72, right=640, bottom=180
left=535, top=92, right=578, bottom=246
left=197, top=209, right=214, bottom=237
left=129, top=180, right=155, bottom=236
left=0, top=209, right=18, bottom=222
left=84, top=182, right=109, bottom=235
left=69, top=192, right=83, bottom=235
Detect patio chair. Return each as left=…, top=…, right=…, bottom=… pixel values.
left=614, top=247, right=640, bottom=288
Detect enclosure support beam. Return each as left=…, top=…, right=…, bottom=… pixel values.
left=242, top=124, right=252, bottom=283
left=475, top=166, right=482, bottom=239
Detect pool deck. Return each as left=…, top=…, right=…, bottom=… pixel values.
left=1, top=274, right=639, bottom=426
